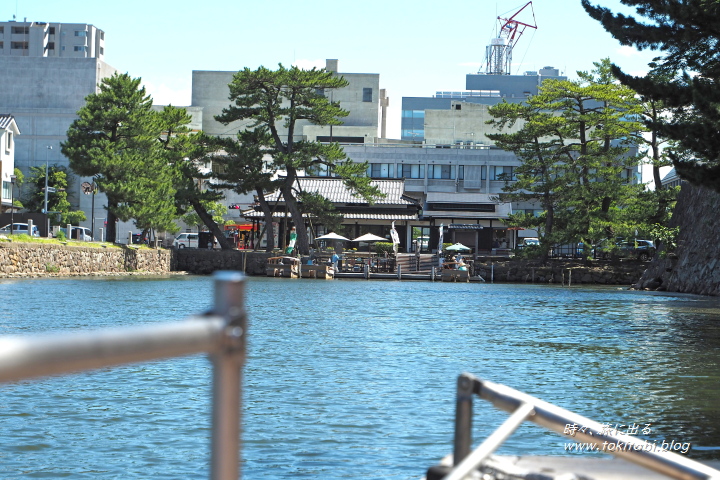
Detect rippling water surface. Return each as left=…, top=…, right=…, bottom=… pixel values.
left=1, top=275, right=720, bottom=479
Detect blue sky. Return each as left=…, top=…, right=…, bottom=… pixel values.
left=5, top=0, right=659, bottom=138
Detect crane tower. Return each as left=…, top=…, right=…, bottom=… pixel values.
left=484, top=2, right=537, bottom=75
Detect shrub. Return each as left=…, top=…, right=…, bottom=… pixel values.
left=374, top=242, right=394, bottom=255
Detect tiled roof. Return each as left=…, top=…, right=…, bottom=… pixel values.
left=264, top=178, right=415, bottom=205
left=0, top=114, right=16, bottom=130
left=241, top=209, right=417, bottom=221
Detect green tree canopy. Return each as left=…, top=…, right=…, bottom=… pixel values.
left=488, top=59, right=643, bottom=255
left=583, top=0, right=720, bottom=192
left=215, top=64, right=382, bottom=254
left=62, top=73, right=178, bottom=242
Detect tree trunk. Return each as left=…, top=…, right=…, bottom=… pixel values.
left=106, top=209, right=117, bottom=243
left=256, top=187, right=275, bottom=252
left=281, top=172, right=309, bottom=255
left=189, top=198, right=234, bottom=250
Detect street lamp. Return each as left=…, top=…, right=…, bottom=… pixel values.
left=44, top=146, right=52, bottom=237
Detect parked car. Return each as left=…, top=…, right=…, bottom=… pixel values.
left=0, top=223, right=40, bottom=236
left=173, top=233, right=199, bottom=249
left=617, top=239, right=656, bottom=261
left=59, top=226, right=92, bottom=241
left=520, top=237, right=540, bottom=248
left=596, top=239, right=656, bottom=261
left=132, top=233, right=148, bottom=245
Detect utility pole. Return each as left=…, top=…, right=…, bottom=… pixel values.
left=44, top=146, right=52, bottom=237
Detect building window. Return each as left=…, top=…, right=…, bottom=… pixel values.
left=369, top=163, right=394, bottom=178
left=0, top=42, right=3, bottom=49
left=315, top=88, right=325, bottom=97
left=0, top=27, right=3, bottom=34
left=401, top=164, right=425, bottom=179
left=2, top=181, right=11, bottom=201
left=491, top=166, right=515, bottom=181
left=74, top=45, right=87, bottom=52
left=6, top=131, right=13, bottom=153
left=11, top=42, right=28, bottom=50
left=46, top=42, right=55, bottom=50
left=49, top=27, right=55, bottom=34
left=99, top=47, right=104, bottom=55
left=458, top=165, right=464, bottom=180
left=307, top=164, right=333, bottom=177
left=428, top=165, right=456, bottom=179
left=11, top=26, right=29, bottom=34
left=363, top=88, right=372, bottom=102
left=74, top=30, right=87, bottom=37
left=100, top=31, right=104, bottom=40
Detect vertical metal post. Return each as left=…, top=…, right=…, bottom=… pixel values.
left=454, top=373, right=475, bottom=466
left=210, top=271, right=247, bottom=480
left=397, top=263, right=401, bottom=280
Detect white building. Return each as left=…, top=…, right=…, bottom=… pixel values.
left=0, top=20, right=105, bottom=59
left=0, top=114, right=21, bottom=213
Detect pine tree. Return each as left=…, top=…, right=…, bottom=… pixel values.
left=215, top=64, right=381, bottom=255
left=488, top=59, right=642, bottom=255
left=583, top=0, right=720, bottom=191
left=62, top=73, right=177, bottom=243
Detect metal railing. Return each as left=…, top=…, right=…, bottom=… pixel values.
left=0, top=271, right=247, bottom=480
left=436, top=373, right=720, bottom=480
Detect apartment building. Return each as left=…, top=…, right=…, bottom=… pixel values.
left=0, top=20, right=105, bottom=59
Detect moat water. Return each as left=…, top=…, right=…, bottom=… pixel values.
left=1, top=275, right=719, bottom=479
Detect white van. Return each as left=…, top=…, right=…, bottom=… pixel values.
left=173, top=233, right=199, bottom=248
left=0, top=223, right=40, bottom=236
left=59, top=226, right=92, bottom=241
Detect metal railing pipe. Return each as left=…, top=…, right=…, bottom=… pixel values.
left=472, top=375, right=720, bottom=480
left=446, top=402, right=534, bottom=480
left=210, top=271, right=247, bottom=480
left=0, top=316, right=226, bottom=383
left=453, top=373, right=474, bottom=465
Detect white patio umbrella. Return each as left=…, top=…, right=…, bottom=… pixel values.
left=315, top=232, right=351, bottom=241
left=352, top=233, right=388, bottom=253
left=352, top=233, right=387, bottom=242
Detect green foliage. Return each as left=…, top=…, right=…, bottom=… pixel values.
left=61, top=211, right=87, bottom=227
left=62, top=73, right=179, bottom=242
left=181, top=200, right=227, bottom=228
left=374, top=242, right=394, bottom=255
left=215, top=64, right=383, bottom=254
left=45, top=263, right=60, bottom=273
left=488, top=58, right=644, bottom=252
left=55, top=230, right=67, bottom=241
left=23, top=164, right=71, bottom=218
left=583, top=0, right=720, bottom=192
left=647, top=223, right=680, bottom=253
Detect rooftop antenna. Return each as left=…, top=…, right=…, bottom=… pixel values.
left=483, top=1, right=538, bottom=75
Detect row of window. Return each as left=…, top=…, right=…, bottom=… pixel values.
left=366, top=163, right=515, bottom=180
left=315, top=87, right=373, bottom=102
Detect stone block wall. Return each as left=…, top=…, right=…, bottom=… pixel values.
left=0, top=242, right=171, bottom=277
left=473, top=260, right=646, bottom=285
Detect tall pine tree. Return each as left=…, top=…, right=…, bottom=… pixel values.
left=583, top=0, right=720, bottom=191
left=215, top=64, right=381, bottom=255
left=62, top=73, right=177, bottom=243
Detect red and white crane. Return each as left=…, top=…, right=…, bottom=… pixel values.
left=484, top=1, right=538, bottom=75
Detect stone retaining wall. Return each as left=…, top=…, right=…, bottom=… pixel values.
left=175, top=249, right=647, bottom=285
left=473, top=260, right=646, bottom=285
left=0, top=242, right=171, bottom=277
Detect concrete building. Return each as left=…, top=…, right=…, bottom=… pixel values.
left=401, top=67, right=566, bottom=142
left=0, top=20, right=105, bottom=59
left=191, top=59, right=386, bottom=143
